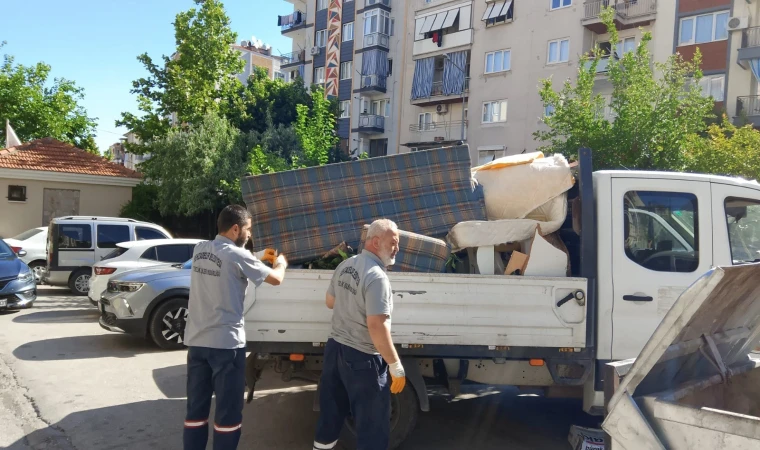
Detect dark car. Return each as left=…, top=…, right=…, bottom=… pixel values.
left=0, top=238, right=36, bottom=310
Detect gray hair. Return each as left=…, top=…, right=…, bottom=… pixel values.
left=366, top=219, right=399, bottom=240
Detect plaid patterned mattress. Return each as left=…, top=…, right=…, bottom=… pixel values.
left=360, top=225, right=450, bottom=273
left=240, top=145, right=486, bottom=265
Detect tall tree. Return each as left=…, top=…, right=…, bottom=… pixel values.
left=534, top=8, right=714, bottom=171
left=117, top=0, right=244, bottom=146
left=0, top=42, right=98, bottom=153
left=295, top=86, right=339, bottom=167
left=685, top=116, right=760, bottom=182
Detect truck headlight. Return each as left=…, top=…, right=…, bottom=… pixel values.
left=18, top=270, right=33, bottom=283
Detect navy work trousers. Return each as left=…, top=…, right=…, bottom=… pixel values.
left=184, top=346, right=246, bottom=450
left=314, top=339, right=391, bottom=450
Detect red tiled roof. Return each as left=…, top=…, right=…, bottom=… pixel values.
left=0, top=138, right=142, bottom=179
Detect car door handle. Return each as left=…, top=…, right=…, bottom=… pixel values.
left=623, top=295, right=654, bottom=302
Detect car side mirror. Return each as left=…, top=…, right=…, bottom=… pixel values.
left=17, top=250, right=27, bottom=257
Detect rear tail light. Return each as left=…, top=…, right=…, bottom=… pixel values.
left=10, top=246, right=22, bottom=254
left=94, top=267, right=117, bottom=275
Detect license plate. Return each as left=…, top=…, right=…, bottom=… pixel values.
left=0, top=299, right=7, bottom=308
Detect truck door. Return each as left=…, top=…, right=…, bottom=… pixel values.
left=711, top=183, right=760, bottom=267
left=610, top=178, right=713, bottom=360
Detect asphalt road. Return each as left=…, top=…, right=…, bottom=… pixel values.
left=0, top=287, right=599, bottom=450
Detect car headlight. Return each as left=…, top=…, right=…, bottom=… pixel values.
left=109, top=282, right=145, bottom=293
left=18, top=270, right=33, bottom=283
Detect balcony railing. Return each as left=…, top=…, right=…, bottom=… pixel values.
left=583, top=0, right=657, bottom=21
left=737, top=96, right=760, bottom=117
left=357, top=114, right=385, bottom=131
left=430, top=78, right=470, bottom=97
left=363, top=32, right=390, bottom=49
left=361, top=74, right=387, bottom=90
left=366, top=0, right=391, bottom=6
left=742, top=27, right=760, bottom=49
left=280, top=11, right=306, bottom=32
left=582, top=55, right=616, bottom=73
left=281, top=49, right=307, bottom=66
left=409, top=120, right=467, bottom=133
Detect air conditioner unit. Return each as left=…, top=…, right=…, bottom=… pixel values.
left=310, top=46, right=321, bottom=56
left=436, top=104, right=448, bottom=114
left=363, top=76, right=374, bottom=87
left=728, top=16, right=749, bottom=31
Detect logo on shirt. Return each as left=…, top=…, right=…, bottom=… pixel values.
left=194, top=251, right=223, bottom=268
left=193, top=266, right=221, bottom=277
left=339, top=266, right=360, bottom=286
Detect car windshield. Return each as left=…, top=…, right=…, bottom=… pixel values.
left=0, top=239, right=14, bottom=257
left=12, top=228, right=43, bottom=241
left=182, top=259, right=192, bottom=269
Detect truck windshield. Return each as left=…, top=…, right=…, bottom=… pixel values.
left=725, top=197, right=760, bottom=264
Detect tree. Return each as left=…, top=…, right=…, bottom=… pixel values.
left=0, top=42, right=98, bottom=153
left=534, top=8, right=714, bottom=171
left=139, top=114, right=252, bottom=216
left=684, top=116, right=760, bottom=182
left=294, top=86, right=339, bottom=167
left=117, top=0, right=244, bottom=146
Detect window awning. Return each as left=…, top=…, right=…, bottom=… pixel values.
left=442, top=9, right=459, bottom=29
left=419, top=15, right=436, bottom=34
left=482, top=0, right=513, bottom=21
left=419, top=7, right=462, bottom=34
left=430, top=11, right=448, bottom=31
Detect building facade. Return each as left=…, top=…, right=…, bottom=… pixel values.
left=234, top=37, right=290, bottom=83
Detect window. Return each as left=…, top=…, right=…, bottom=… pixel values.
left=317, top=0, right=328, bottom=10
left=418, top=112, right=433, bottom=130
left=617, top=37, right=636, bottom=55
left=624, top=191, right=699, bottom=273
left=7, top=185, right=26, bottom=202
left=58, top=224, right=92, bottom=249
left=482, top=100, right=508, bottom=123
left=343, top=22, right=354, bottom=41
left=340, top=100, right=351, bottom=118
left=478, top=149, right=505, bottom=165
left=141, top=247, right=157, bottom=261
left=340, top=61, right=352, bottom=80
left=544, top=104, right=556, bottom=117
left=484, top=0, right=514, bottom=26
left=485, top=49, right=511, bottom=74
left=156, top=244, right=194, bottom=263
left=364, top=9, right=391, bottom=35
left=102, top=247, right=129, bottom=261
left=315, top=67, right=325, bottom=84
left=316, top=29, right=327, bottom=47
left=97, top=225, right=130, bottom=249
left=369, top=139, right=388, bottom=157
left=12, top=228, right=43, bottom=241
left=698, top=74, right=725, bottom=101
left=371, top=99, right=390, bottom=117
left=725, top=198, right=760, bottom=264
left=551, top=0, right=572, bottom=10
left=388, top=59, right=393, bottom=75
left=548, top=39, right=570, bottom=64
left=679, top=11, right=729, bottom=45
left=136, top=226, right=169, bottom=240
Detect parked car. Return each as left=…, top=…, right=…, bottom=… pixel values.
left=99, top=260, right=192, bottom=349
left=0, top=238, right=36, bottom=310
left=46, top=216, right=172, bottom=296
left=87, top=239, right=203, bottom=306
left=3, top=227, right=48, bottom=283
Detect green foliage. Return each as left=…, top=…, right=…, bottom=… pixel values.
left=534, top=7, right=714, bottom=171
left=120, top=183, right=162, bottom=223
left=684, top=116, right=760, bottom=181
left=294, top=86, right=338, bottom=167
left=117, top=0, right=244, bottom=146
left=0, top=42, right=98, bottom=153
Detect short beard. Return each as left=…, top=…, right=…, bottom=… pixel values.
left=234, top=234, right=248, bottom=248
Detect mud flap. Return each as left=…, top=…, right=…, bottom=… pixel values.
left=546, top=359, right=593, bottom=386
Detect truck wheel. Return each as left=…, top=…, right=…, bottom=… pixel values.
left=340, top=385, right=419, bottom=450
left=149, top=297, right=189, bottom=350
left=68, top=268, right=91, bottom=296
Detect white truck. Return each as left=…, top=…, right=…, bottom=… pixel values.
left=241, top=149, right=760, bottom=448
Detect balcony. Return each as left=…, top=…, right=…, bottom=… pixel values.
left=363, top=32, right=390, bottom=50
left=280, top=50, right=307, bottom=69
left=582, top=0, right=657, bottom=34
left=366, top=0, right=391, bottom=7
left=582, top=55, right=615, bottom=74
left=357, top=74, right=387, bottom=94
left=738, top=27, right=760, bottom=68
left=353, top=114, right=385, bottom=134
left=408, top=120, right=467, bottom=145
left=737, top=96, right=760, bottom=127
left=279, top=11, right=307, bottom=34
left=411, top=78, right=470, bottom=106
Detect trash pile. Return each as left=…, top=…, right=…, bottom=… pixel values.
left=241, top=146, right=576, bottom=277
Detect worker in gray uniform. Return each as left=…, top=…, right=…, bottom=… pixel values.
left=183, top=205, right=287, bottom=450
left=313, top=218, right=406, bottom=450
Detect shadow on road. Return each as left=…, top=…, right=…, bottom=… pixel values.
left=153, top=364, right=188, bottom=399
left=13, top=334, right=161, bottom=361
left=12, top=308, right=99, bottom=324
left=0, top=309, right=21, bottom=316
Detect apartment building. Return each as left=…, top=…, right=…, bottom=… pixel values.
left=233, top=37, right=290, bottom=83
left=278, top=0, right=406, bottom=157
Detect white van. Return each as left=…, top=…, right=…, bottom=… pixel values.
left=46, top=217, right=172, bottom=295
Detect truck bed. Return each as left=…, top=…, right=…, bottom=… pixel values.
left=244, top=269, right=588, bottom=349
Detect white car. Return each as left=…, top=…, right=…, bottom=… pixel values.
left=3, top=227, right=48, bottom=283
left=87, top=239, right=203, bottom=306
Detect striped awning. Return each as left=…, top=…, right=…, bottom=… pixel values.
left=482, top=0, right=513, bottom=21
left=420, top=7, right=463, bottom=34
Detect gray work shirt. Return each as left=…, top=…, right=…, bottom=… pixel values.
left=328, top=250, right=393, bottom=355
left=185, top=235, right=272, bottom=349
